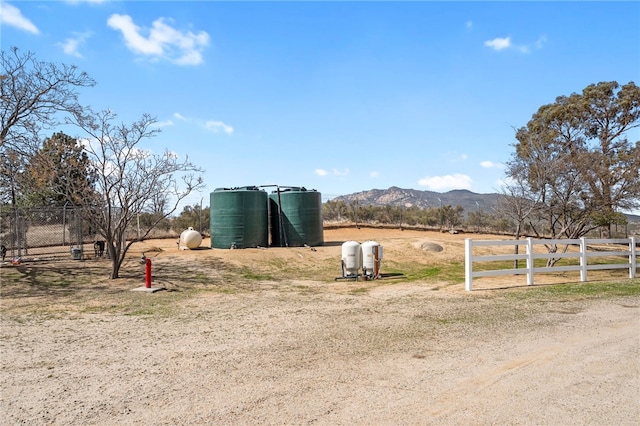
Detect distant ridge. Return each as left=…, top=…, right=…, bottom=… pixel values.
left=331, top=187, right=501, bottom=213
left=331, top=186, right=640, bottom=222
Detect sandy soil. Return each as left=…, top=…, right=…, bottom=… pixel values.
left=1, top=227, right=639, bottom=425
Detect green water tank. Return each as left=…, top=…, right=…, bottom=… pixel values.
left=210, top=187, right=268, bottom=249
left=270, top=188, right=324, bottom=247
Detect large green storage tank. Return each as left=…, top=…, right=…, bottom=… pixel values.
left=210, top=187, right=268, bottom=249
left=270, top=187, right=324, bottom=247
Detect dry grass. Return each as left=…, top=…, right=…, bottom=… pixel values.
left=1, top=226, right=639, bottom=425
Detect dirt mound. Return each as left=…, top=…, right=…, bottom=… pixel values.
left=415, top=240, right=444, bottom=252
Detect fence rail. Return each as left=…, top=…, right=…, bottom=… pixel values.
left=465, top=237, right=637, bottom=291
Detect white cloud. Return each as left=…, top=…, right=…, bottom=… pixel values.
left=485, top=35, right=547, bottom=54
left=205, top=120, right=233, bottom=134
left=59, top=38, right=82, bottom=57
left=152, top=120, right=174, bottom=128
left=315, top=168, right=349, bottom=177
left=484, top=37, right=511, bottom=51
left=445, top=152, right=468, bottom=163
left=496, top=177, right=514, bottom=189
left=0, top=2, right=39, bottom=34
left=57, top=32, right=92, bottom=58
left=107, top=14, right=209, bottom=65
left=171, top=113, right=232, bottom=134
left=480, top=161, right=504, bottom=169
left=418, top=173, right=473, bottom=190
left=370, top=171, right=380, bottom=178
left=534, top=35, right=547, bottom=50
left=465, top=20, right=473, bottom=30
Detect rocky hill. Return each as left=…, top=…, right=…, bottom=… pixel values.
left=331, top=186, right=640, bottom=223
left=331, top=186, right=502, bottom=213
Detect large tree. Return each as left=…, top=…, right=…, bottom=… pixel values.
left=508, top=81, right=640, bottom=240
left=20, top=132, right=96, bottom=207
left=69, top=109, right=205, bottom=279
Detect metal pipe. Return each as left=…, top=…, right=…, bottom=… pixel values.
left=276, top=186, right=287, bottom=247
left=145, top=257, right=152, bottom=288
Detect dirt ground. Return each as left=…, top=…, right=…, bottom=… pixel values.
left=1, top=227, right=639, bottom=425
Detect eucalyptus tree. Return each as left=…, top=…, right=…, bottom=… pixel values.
left=509, top=81, right=639, bottom=238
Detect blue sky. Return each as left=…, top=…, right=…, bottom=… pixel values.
left=2, top=0, right=639, bottom=208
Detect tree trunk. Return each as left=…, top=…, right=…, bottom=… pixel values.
left=513, top=223, right=522, bottom=269
left=110, top=261, right=120, bottom=279
left=106, top=242, right=122, bottom=279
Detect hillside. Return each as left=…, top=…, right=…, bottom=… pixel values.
left=331, top=186, right=501, bottom=213
left=331, top=186, right=640, bottom=223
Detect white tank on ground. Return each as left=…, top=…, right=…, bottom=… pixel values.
left=361, top=240, right=383, bottom=279
left=179, top=227, right=203, bottom=250
left=341, top=241, right=362, bottom=276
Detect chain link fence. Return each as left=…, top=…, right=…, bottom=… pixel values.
left=0, top=206, right=119, bottom=261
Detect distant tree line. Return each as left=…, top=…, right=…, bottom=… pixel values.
left=323, top=199, right=518, bottom=234
left=143, top=204, right=210, bottom=236
left=321, top=199, right=636, bottom=238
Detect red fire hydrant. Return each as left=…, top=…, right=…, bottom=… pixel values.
left=145, top=257, right=152, bottom=288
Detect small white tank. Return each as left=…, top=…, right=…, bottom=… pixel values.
left=341, top=241, right=362, bottom=276
left=361, top=240, right=383, bottom=279
left=179, top=227, right=203, bottom=250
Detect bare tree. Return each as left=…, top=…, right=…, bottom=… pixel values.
left=497, top=138, right=545, bottom=267
left=1, top=47, right=95, bottom=204
left=69, top=109, right=204, bottom=279
left=508, top=120, right=602, bottom=266
left=0, top=47, right=95, bottom=153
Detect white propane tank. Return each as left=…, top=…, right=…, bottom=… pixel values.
left=361, top=240, right=383, bottom=279
left=341, top=241, right=362, bottom=276
left=179, top=227, right=203, bottom=250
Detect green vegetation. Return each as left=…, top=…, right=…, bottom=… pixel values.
left=383, top=261, right=465, bottom=284
left=239, top=266, right=274, bottom=281
left=504, top=279, right=640, bottom=300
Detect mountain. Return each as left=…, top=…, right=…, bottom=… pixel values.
left=331, top=187, right=640, bottom=223
left=331, top=187, right=502, bottom=213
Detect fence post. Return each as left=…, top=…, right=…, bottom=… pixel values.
left=465, top=238, right=473, bottom=291
left=630, top=237, right=636, bottom=279
left=526, top=237, right=534, bottom=285
left=580, top=237, right=588, bottom=282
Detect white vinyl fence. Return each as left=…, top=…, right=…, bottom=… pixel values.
left=465, top=237, right=637, bottom=291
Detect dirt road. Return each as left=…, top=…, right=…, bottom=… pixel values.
left=1, top=228, right=638, bottom=425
